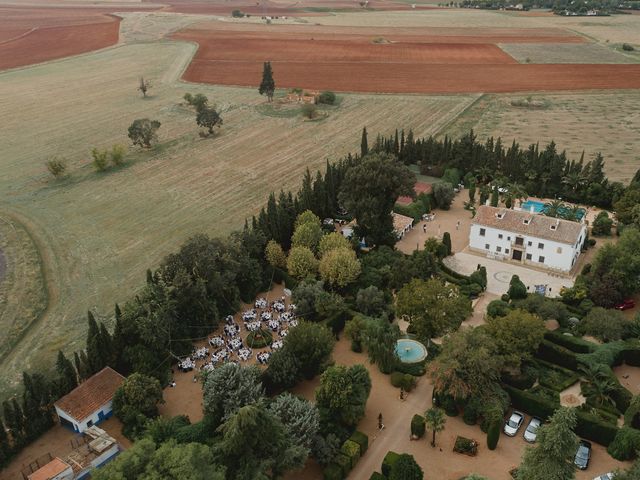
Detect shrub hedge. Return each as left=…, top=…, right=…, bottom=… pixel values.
left=536, top=340, right=578, bottom=371
left=505, top=385, right=619, bottom=446
left=323, top=463, right=343, bottom=480
left=341, top=440, right=361, bottom=469
left=411, top=414, right=426, bottom=438
left=534, top=359, right=580, bottom=392
left=607, top=427, right=640, bottom=461
left=349, top=431, right=368, bottom=454
left=381, top=451, right=401, bottom=477
left=394, top=361, right=427, bottom=377
left=543, top=331, right=597, bottom=354
left=369, top=473, right=385, bottom=480
left=335, top=453, right=352, bottom=477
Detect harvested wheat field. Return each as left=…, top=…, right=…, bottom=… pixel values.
left=442, top=91, right=640, bottom=182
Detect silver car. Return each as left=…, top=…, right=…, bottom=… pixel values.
left=504, top=410, right=524, bottom=436
left=593, top=474, right=615, bottom=480
left=523, top=417, right=542, bottom=443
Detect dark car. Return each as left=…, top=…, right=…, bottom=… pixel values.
left=575, top=440, right=592, bottom=470
left=615, top=299, right=635, bottom=311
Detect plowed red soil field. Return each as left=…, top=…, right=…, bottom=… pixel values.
left=174, top=23, right=640, bottom=93
left=0, top=6, right=153, bottom=71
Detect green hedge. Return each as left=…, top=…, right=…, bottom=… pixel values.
left=335, top=453, right=352, bottom=478
left=534, top=359, right=580, bottom=392
left=621, top=344, right=640, bottom=367
left=438, top=260, right=470, bottom=281
left=411, top=414, right=426, bottom=438
left=369, top=473, right=385, bottom=480
left=394, top=360, right=427, bottom=377
left=536, top=340, right=578, bottom=371
left=504, top=385, right=558, bottom=421
left=323, top=463, right=343, bottom=480
left=575, top=409, right=619, bottom=446
left=505, top=385, right=619, bottom=446
left=607, top=427, right=640, bottom=461
left=544, top=331, right=597, bottom=354
left=341, top=440, right=361, bottom=469
left=273, top=267, right=297, bottom=289
left=349, top=431, right=368, bottom=454
left=381, top=451, right=401, bottom=477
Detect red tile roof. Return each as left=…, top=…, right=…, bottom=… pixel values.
left=397, top=182, right=433, bottom=206
left=28, top=457, right=71, bottom=480
left=54, top=367, right=124, bottom=422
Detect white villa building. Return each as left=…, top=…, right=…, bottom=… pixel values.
left=54, top=367, right=124, bottom=433
left=469, top=205, right=587, bottom=273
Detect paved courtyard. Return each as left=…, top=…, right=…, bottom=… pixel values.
left=444, top=251, right=574, bottom=297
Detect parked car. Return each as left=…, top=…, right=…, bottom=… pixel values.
left=504, top=410, right=525, bottom=436
left=615, top=299, right=635, bottom=310
left=523, top=417, right=542, bottom=443
left=575, top=440, right=592, bottom=470
left=593, top=473, right=615, bottom=480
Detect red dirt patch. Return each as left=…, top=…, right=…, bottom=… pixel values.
left=174, top=23, right=640, bottom=93
left=0, top=6, right=156, bottom=71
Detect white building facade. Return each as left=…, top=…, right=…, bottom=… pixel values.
left=469, top=206, right=587, bottom=273
left=54, top=400, right=114, bottom=434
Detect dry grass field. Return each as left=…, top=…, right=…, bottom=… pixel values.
left=441, top=91, right=640, bottom=182
left=0, top=33, right=476, bottom=397
left=499, top=42, right=639, bottom=63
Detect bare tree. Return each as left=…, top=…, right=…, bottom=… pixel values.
left=138, top=77, right=152, bottom=98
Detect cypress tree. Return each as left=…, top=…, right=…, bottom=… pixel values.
left=468, top=181, right=476, bottom=203
left=360, top=127, right=368, bottom=158
left=487, top=419, right=500, bottom=450
left=258, top=61, right=275, bottom=102
left=56, top=350, right=78, bottom=395
left=442, top=232, right=452, bottom=256
left=490, top=186, right=499, bottom=207
left=8, top=399, right=25, bottom=448
left=74, top=351, right=87, bottom=382
left=99, top=323, right=114, bottom=367
left=79, top=351, right=91, bottom=380
left=86, top=311, right=102, bottom=374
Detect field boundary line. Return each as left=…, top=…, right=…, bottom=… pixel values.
left=433, top=93, right=485, bottom=137
left=0, top=27, right=38, bottom=46
left=0, top=208, right=57, bottom=369
left=162, top=39, right=199, bottom=84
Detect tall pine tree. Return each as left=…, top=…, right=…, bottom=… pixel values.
left=56, top=350, right=78, bottom=395
left=86, top=311, right=103, bottom=374
left=258, top=61, right=275, bottom=102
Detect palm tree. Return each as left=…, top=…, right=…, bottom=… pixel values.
left=563, top=204, right=584, bottom=222
left=562, top=171, right=585, bottom=193
left=424, top=407, right=446, bottom=447
left=505, top=182, right=528, bottom=209
left=579, top=364, right=617, bottom=408
left=543, top=199, right=566, bottom=218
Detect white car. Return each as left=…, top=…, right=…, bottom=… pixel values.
left=523, top=417, right=542, bottom=443
left=504, top=410, right=525, bottom=436
left=593, top=474, right=615, bottom=480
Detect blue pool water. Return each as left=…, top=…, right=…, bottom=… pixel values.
left=396, top=339, right=428, bottom=363
left=520, top=200, right=585, bottom=220
left=521, top=200, right=545, bottom=213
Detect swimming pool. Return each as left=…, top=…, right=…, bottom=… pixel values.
left=396, top=339, right=428, bottom=363
left=521, top=200, right=545, bottom=213
left=520, top=200, right=585, bottom=220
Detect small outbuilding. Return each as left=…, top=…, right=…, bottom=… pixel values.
left=54, top=367, right=124, bottom=433
left=27, top=457, right=73, bottom=480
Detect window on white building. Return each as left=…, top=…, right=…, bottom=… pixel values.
left=539, top=256, right=545, bottom=264
left=497, top=246, right=502, bottom=252
left=480, top=228, right=486, bottom=236
left=527, top=241, right=532, bottom=246
left=538, top=243, right=544, bottom=249
left=557, top=247, right=563, bottom=254
left=485, top=244, right=490, bottom=250
left=526, top=253, right=532, bottom=260
left=498, top=234, right=503, bottom=239
left=505, top=249, right=510, bottom=254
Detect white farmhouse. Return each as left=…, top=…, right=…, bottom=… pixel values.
left=54, top=367, right=124, bottom=433
left=469, top=205, right=587, bottom=273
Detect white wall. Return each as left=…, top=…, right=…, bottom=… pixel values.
left=55, top=400, right=114, bottom=433
left=469, top=223, right=585, bottom=272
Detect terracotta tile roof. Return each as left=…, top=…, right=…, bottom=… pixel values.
left=392, top=212, right=414, bottom=233
left=28, top=457, right=71, bottom=480
left=54, top=367, right=124, bottom=422
left=473, top=205, right=584, bottom=245
left=397, top=182, right=432, bottom=206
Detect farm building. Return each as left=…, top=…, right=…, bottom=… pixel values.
left=27, top=457, right=73, bottom=480
left=469, top=205, right=586, bottom=273
left=284, top=89, right=320, bottom=104
left=396, top=181, right=432, bottom=206
left=392, top=212, right=414, bottom=239
left=54, top=367, right=124, bottom=433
